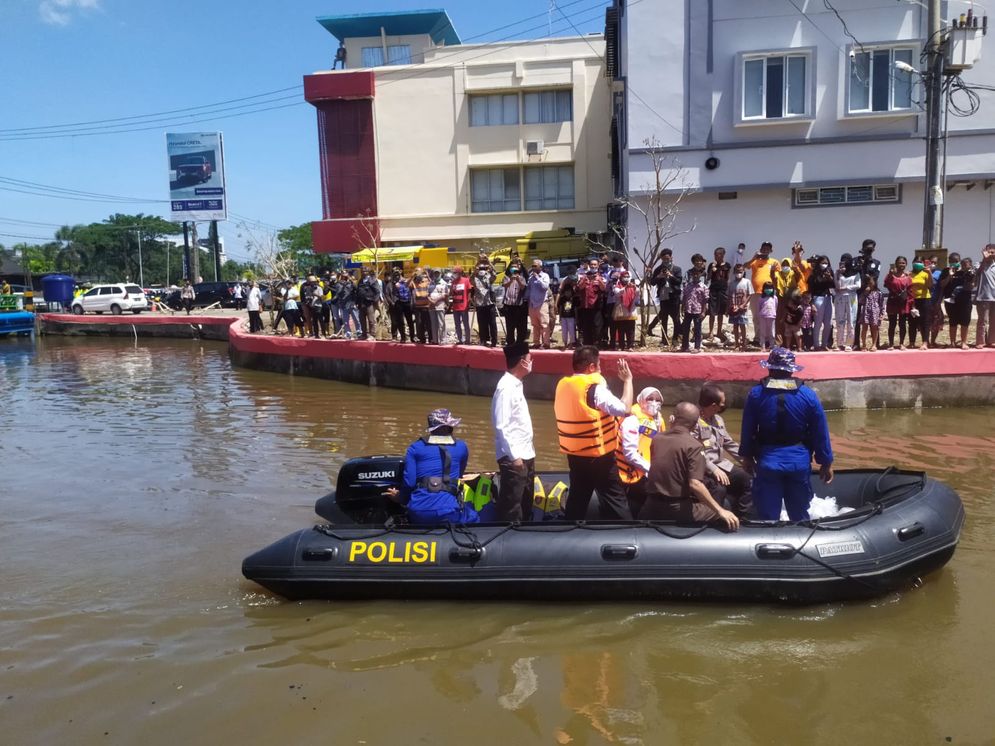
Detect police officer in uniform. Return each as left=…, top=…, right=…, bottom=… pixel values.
left=554, top=346, right=633, bottom=520
left=384, top=408, right=479, bottom=525
left=739, top=348, right=834, bottom=521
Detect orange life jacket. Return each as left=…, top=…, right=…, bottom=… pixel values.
left=554, top=372, right=618, bottom=457
left=615, top=403, right=663, bottom=484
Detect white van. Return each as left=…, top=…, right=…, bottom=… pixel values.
left=71, top=284, right=149, bottom=315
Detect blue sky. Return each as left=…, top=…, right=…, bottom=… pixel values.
left=0, top=0, right=607, bottom=261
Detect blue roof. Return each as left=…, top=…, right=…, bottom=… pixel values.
left=317, top=9, right=461, bottom=46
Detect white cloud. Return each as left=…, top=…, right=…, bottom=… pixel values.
left=39, top=0, right=100, bottom=26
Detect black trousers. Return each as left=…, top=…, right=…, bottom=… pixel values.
left=415, top=307, right=431, bottom=343
left=504, top=304, right=528, bottom=345
left=564, top=453, right=632, bottom=521
left=247, top=310, right=262, bottom=333
left=704, top=466, right=753, bottom=518
left=496, top=457, right=536, bottom=522
left=578, top=307, right=598, bottom=346
left=625, top=477, right=648, bottom=518
left=477, top=305, right=498, bottom=346
left=649, top=299, right=681, bottom=343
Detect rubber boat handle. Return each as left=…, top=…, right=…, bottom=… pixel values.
left=755, top=543, right=796, bottom=560
left=897, top=522, right=925, bottom=542
left=601, top=544, right=638, bottom=561
left=450, top=546, right=484, bottom=562
left=302, top=547, right=337, bottom=561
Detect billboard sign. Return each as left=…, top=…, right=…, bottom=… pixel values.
left=166, top=132, right=227, bottom=221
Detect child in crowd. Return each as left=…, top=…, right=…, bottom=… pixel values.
left=557, top=280, right=577, bottom=348
left=758, top=281, right=778, bottom=350
left=799, top=292, right=815, bottom=351
left=728, top=263, right=751, bottom=351
left=680, top=265, right=708, bottom=352
left=782, top=290, right=804, bottom=351
left=860, top=275, right=883, bottom=351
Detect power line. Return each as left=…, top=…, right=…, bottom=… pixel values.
left=0, top=101, right=306, bottom=142
left=0, top=0, right=606, bottom=141
left=0, top=85, right=304, bottom=135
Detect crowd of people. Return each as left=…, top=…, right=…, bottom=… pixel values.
left=240, top=240, right=995, bottom=352
left=390, top=343, right=834, bottom=530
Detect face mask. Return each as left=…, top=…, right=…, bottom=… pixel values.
left=819, top=263, right=828, bottom=270
left=764, top=289, right=775, bottom=297
left=735, top=272, right=744, bottom=280
left=781, top=267, right=791, bottom=275
left=913, top=262, right=925, bottom=272
left=642, top=400, right=662, bottom=417
left=950, top=262, right=960, bottom=270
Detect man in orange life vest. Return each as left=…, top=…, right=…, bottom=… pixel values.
left=554, top=345, right=634, bottom=520
left=616, top=386, right=665, bottom=518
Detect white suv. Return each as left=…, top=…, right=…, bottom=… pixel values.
left=71, top=284, right=149, bottom=315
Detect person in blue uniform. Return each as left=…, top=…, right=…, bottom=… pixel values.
left=384, top=408, right=479, bottom=524
left=739, top=347, right=834, bottom=521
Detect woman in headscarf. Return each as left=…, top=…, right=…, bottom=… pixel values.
left=615, top=386, right=665, bottom=518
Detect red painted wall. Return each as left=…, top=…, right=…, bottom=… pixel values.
left=305, top=72, right=378, bottom=253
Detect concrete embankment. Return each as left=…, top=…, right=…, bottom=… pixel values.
left=39, top=313, right=995, bottom=409
left=40, top=313, right=232, bottom=341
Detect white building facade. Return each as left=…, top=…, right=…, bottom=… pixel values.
left=610, top=0, right=995, bottom=267
left=305, top=11, right=612, bottom=253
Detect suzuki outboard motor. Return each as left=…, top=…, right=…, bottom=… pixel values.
left=314, top=456, right=405, bottom=524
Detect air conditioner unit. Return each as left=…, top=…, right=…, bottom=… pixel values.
left=525, top=140, right=544, bottom=156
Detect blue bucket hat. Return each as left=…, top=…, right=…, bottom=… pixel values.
left=760, top=346, right=804, bottom=373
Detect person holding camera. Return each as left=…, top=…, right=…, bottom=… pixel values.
left=939, top=252, right=975, bottom=349
left=647, top=248, right=683, bottom=345
left=502, top=260, right=529, bottom=346
left=976, top=244, right=995, bottom=347
left=745, top=242, right=780, bottom=346
left=853, top=239, right=881, bottom=349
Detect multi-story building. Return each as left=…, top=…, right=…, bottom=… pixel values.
left=304, top=9, right=612, bottom=254
left=609, top=0, right=995, bottom=266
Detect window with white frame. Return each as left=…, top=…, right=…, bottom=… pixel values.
left=361, top=45, right=412, bottom=67
left=471, top=168, right=521, bottom=212
left=742, top=53, right=809, bottom=120
left=524, top=165, right=574, bottom=210
left=523, top=90, right=573, bottom=124
left=849, top=47, right=915, bottom=113
left=793, top=184, right=901, bottom=207
left=469, top=94, right=519, bottom=126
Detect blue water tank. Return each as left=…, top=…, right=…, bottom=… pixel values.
left=42, top=274, right=75, bottom=310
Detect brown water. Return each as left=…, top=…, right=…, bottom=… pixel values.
left=1, top=336, right=993, bottom=745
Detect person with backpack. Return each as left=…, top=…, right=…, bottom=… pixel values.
left=356, top=268, right=382, bottom=340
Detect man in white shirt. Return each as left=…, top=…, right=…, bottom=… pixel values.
left=526, top=259, right=552, bottom=349
left=246, top=280, right=263, bottom=333
left=491, top=341, right=536, bottom=521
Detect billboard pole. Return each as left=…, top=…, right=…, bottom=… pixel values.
left=183, top=222, right=191, bottom=281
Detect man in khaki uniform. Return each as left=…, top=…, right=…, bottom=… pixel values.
left=643, top=402, right=739, bottom=530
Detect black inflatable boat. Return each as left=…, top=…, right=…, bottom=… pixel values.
left=242, top=456, right=964, bottom=604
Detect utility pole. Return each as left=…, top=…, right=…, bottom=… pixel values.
left=182, top=222, right=191, bottom=281
left=136, top=229, right=144, bottom=288
left=210, top=220, right=222, bottom=281
left=923, top=0, right=945, bottom=251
